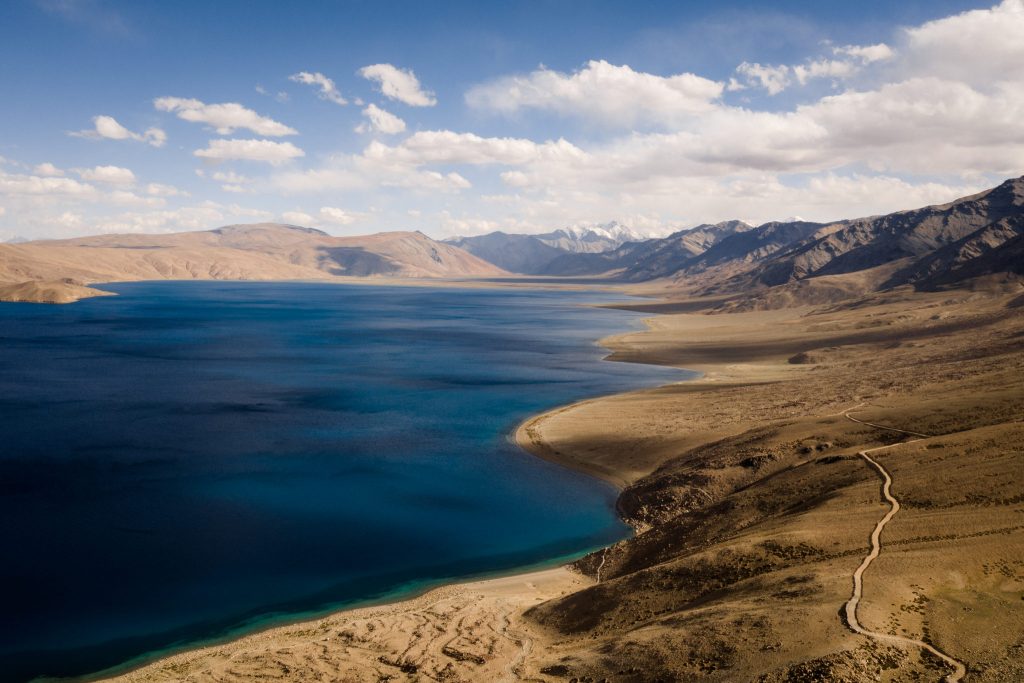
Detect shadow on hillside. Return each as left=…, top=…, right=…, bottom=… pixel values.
left=318, top=247, right=399, bottom=276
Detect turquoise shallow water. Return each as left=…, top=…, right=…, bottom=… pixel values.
left=0, top=282, right=688, bottom=682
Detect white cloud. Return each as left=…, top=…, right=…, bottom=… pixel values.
left=34, top=162, right=64, bottom=177
left=436, top=211, right=503, bottom=236
left=393, top=170, right=471, bottom=191
left=901, top=0, right=1024, bottom=86
left=206, top=170, right=254, bottom=193
left=145, top=182, right=187, bottom=197
left=87, top=203, right=273, bottom=235
left=271, top=167, right=367, bottom=193
left=319, top=206, right=359, bottom=225
left=500, top=170, right=530, bottom=187
left=271, top=157, right=471, bottom=195
left=55, top=211, right=83, bottom=228
left=210, top=170, right=251, bottom=184
left=359, top=63, right=436, bottom=106
left=9, top=2, right=1022, bottom=242
left=737, top=42, right=896, bottom=92
left=194, top=139, right=305, bottom=165
left=792, top=58, right=857, bottom=85
left=107, top=190, right=165, bottom=207
left=355, top=104, right=406, bottom=134
left=289, top=71, right=347, bottom=105
left=76, top=165, right=136, bottom=185
left=734, top=62, right=791, bottom=95
left=0, top=170, right=96, bottom=196
left=0, top=206, right=7, bottom=217
left=72, top=115, right=166, bottom=147
left=835, top=43, right=895, bottom=63
left=364, top=131, right=587, bottom=167
left=281, top=210, right=314, bottom=225
left=155, top=97, right=297, bottom=136
left=467, top=60, right=723, bottom=127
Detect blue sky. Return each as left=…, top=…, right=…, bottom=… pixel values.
left=0, top=0, right=1021, bottom=239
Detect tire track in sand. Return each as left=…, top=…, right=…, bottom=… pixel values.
left=842, top=409, right=966, bottom=682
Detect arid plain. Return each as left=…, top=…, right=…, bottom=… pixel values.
left=102, top=276, right=1024, bottom=682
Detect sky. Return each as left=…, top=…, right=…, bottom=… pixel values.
left=0, top=0, right=1021, bottom=241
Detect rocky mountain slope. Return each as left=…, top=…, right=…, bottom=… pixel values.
left=742, top=176, right=1024, bottom=290
left=533, top=222, right=645, bottom=253
left=443, top=232, right=569, bottom=274
left=444, top=223, right=648, bottom=274
left=457, top=177, right=1024, bottom=305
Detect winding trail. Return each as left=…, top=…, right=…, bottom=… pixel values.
left=595, top=547, right=608, bottom=583
left=842, top=409, right=967, bottom=682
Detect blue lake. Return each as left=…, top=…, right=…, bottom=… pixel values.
left=0, top=281, right=686, bottom=681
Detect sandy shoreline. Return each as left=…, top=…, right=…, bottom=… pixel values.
left=89, top=284, right=673, bottom=682
left=99, top=566, right=588, bottom=683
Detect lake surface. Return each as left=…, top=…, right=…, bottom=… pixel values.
left=0, top=282, right=686, bottom=681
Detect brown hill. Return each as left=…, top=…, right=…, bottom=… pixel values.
left=0, top=278, right=115, bottom=304
left=0, top=223, right=507, bottom=302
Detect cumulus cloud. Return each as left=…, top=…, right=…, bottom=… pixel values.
left=734, top=42, right=896, bottom=92
left=155, top=97, right=297, bottom=136
left=271, top=158, right=471, bottom=195
left=734, top=62, right=792, bottom=95
left=275, top=208, right=365, bottom=228
left=55, top=211, right=83, bottom=228
left=289, top=71, right=347, bottom=105
left=34, top=162, right=64, bottom=177
left=835, top=43, right=895, bottom=63
left=270, top=167, right=367, bottom=194
left=792, top=58, right=857, bottom=85
left=76, top=165, right=136, bottom=185
left=14, top=2, right=1024, bottom=240
left=72, top=115, right=166, bottom=147
left=355, top=104, right=406, bottom=134
left=394, top=170, right=471, bottom=191
left=79, top=202, right=272, bottom=236
left=466, top=60, right=723, bottom=126
left=500, top=170, right=530, bottom=188
left=194, top=139, right=305, bottom=165
left=281, top=210, right=315, bottom=225
left=144, top=182, right=187, bottom=197
left=319, top=206, right=359, bottom=225
left=359, top=63, right=436, bottom=106
left=0, top=170, right=96, bottom=196
left=364, top=131, right=587, bottom=167
left=901, top=0, right=1024, bottom=87
left=107, top=190, right=165, bottom=208
left=199, top=170, right=254, bottom=193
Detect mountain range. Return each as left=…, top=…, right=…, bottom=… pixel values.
left=444, top=222, right=645, bottom=274
left=0, top=224, right=505, bottom=302
left=452, top=176, right=1024, bottom=306
left=1, top=176, right=1021, bottom=304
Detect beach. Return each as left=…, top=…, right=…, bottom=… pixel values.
left=101, top=567, right=585, bottom=683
